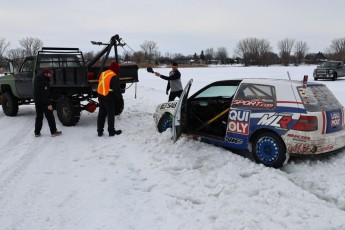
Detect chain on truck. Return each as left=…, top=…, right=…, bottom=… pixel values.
left=0, top=34, right=139, bottom=126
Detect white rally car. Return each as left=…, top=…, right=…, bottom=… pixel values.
left=153, top=77, right=345, bottom=168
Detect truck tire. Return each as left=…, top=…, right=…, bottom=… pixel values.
left=252, top=132, right=287, bottom=168
left=332, top=73, right=337, bottom=81
left=56, top=97, right=81, bottom=126
left=114, top=94, right=124, bottom=116
left=1, top=92, right=18, bottom=116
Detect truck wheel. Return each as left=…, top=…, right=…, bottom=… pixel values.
left=1, top=92, right=18, bottom=116
left=252, top=132, right=287, bottom=168
left=332, top=73, right=337, bottom=81
left=56, top=97, right=81, bottom=126
left=157, top=113, right=173, bottom=133
left=114, top=94, right=124, bottom=116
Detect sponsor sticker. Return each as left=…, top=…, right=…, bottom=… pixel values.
left=331, top=112, right=340, bottom=127
left=232, top=99, right=274, bottom=108
left=227, top=109, right=250, bottom=135
left=257, top=113, right=292, bottom=129
left=160, top=102, right=177, bottom=110
left=226, top=137, right=243, bottom=144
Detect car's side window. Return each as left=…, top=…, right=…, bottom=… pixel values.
left=232, top=83, right=276, bottom=110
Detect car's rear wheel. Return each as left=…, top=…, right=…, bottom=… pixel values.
left=157, top=113, right=173, bottom=133
left=1, top=92, right=18, bottom=116
left=252, top=132, right=287, bottom=168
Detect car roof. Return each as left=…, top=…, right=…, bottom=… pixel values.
left=213, top=78, right=324, bottom=87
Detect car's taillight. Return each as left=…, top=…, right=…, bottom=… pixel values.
left=292, top=115, right=318, bottom=131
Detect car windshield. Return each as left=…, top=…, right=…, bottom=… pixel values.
left=298, top=85, right=343, bottom=112
left=194, top=85, right=237, bottom=98
left=320, top=62, right=339, bottom=68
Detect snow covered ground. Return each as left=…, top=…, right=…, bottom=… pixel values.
left=1, top=65, right=345, bottom=230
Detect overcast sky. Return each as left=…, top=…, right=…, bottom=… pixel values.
left=1, top=0, right=345, bottom=57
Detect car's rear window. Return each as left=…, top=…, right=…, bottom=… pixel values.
left=298, top=85, right=343, bottom=112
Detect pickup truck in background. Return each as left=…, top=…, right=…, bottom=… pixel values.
left=313, top=61, right=345, bottom=81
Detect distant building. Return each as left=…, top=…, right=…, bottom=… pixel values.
left=304, top=52, right=327, bottom=64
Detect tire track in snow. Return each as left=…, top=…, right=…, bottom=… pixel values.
left=0, top=133, right=45, bottom=204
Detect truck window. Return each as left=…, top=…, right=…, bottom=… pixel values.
left=20, top=59, right=34, bottom=72
left=38, top=56, right=82, bottom=68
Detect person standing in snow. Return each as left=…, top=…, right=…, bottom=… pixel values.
left=154, top=62, right=183, bottom=101
left=33, top=68, right=62, bottom=137
left=97, top=61, right=122, bottom=137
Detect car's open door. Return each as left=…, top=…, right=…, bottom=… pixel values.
left=172, top=79, right=193, bottom=142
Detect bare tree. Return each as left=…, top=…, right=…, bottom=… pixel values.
left=294, top=41, right=309, bottom=65
left=140, top=40, right=159, bottom=63
left=204, top=48, right=214, bottom=63
left=329, top=38, right=345, bottom=61
left=216, top=47, right=228, bottom=64
left=0, top=38, right=10, bottom=68
left=0, top=38, right=10, bottom=57
left=131, top=51, right=145, bottom=64
left=277, top=38, right=295, bottom=66
left=83, top=51, right=95, bottom=63
left=235, top=37, right=272, bottom=66
left=19, top=37, right=43, bottom=56
left=257, top=39, right=272, bottom=66
left=7, top=48, right=26, bottom=70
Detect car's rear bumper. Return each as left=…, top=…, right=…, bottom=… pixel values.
left=283, top=129, right=345, bottom=155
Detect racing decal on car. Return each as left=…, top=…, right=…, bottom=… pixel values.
left=226, top=137, right=243, bottom=144
left=324, top=110, right=343, bottom=134
left=287, top=143, right=334, bottom=154
left=232, top=99, right=274, bottom=109
left=257, top=113, right=293, bottom=129
left=286, top=133, right=311, bottom=141
left=330, top=111, right=341, bottom=127
left=159, top=102, right=177, bottom=110
left=227, top=109, right=250, bottom=135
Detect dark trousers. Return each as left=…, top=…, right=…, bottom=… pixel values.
left=168, top=90, right=183, bottom=101
left=97, top=98, right=115, bottom=134
left=35, top=103, right=57, bottom=134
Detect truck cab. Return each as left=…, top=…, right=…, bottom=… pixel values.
left=313, top=61, right=345, bottom=81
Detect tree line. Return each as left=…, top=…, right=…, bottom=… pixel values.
left=1, top=36, right=345, bottom=71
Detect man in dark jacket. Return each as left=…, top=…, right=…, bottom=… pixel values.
left=34, top=68, right=62, bottom=137
left=97, top=61, right=122, bottom=137
left=154, top=62, right=183, bottom=101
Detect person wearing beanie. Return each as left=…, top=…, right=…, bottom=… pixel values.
left=154, top=62, right=183, bottom=101
left=33, top=68, right=62, bottom=137
left=97, top=61, right=122, bottom=137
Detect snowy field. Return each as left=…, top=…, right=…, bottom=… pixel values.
left=1, top=65, right=345, bottom=230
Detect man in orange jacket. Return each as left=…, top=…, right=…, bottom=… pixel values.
left=97, top=61, right=122, bottom=137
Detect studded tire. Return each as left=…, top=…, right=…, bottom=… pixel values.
left=252, top=132, right=287, bottom=168
left=157, top=113, right=173, bottom=133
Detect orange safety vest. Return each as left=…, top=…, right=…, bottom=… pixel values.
left=97, top=70, right=116, bottom=96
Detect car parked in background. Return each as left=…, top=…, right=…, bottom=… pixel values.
left=154, top=77, right=345, bottom=168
